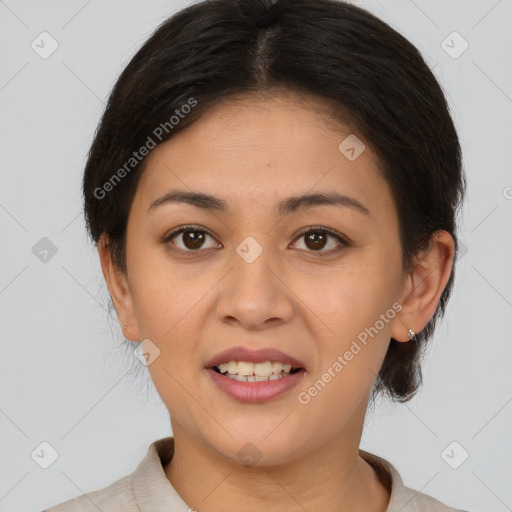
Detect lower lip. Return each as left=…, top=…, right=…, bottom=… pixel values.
left=205, top=368, right=306, bottom=403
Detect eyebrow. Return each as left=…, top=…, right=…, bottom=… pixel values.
left=147, top=189, right=370, bottom=216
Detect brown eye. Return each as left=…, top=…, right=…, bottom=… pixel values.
left=181, top=229, right=207, bottom=249
left=164, top=226, right=220, bottom=252
left=304, top=231, right=328, bottom=250
left=292, top=227, right=348, bottom=254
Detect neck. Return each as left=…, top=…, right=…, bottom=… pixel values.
left=164, top=410, right=390, bottom=512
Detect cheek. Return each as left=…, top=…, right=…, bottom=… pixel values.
left=298, top=254, right=400, bottom=393
left=127, top=245, right=208, bottom=337
left=295, top=255, right=399, bottom=338
left=294, top=281, right=396, bottom=435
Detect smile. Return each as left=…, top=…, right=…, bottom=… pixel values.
left=206, top=365, right=306, bottom=402
left=213, top=360, right=302, bottom=382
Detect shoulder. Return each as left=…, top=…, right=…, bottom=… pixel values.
left=42, top=473, right=137, bottom=512
left=359, top=449, right=471, bottom=512
left=389, top=483, right=470, bottom=512
left=42, top=437, right=178, bottom=512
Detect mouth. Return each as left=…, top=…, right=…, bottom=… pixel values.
left=205, top=363, right=306, bottom=402
left=204, top=347, right=307, bottom=402
left=210, top=361, right=304, bottom=382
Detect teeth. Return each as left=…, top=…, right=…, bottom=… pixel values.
left=215, top=360, right=296, bottom=377
left=273, top=361, right=291, bottom=373
left=227, top=361, right=238, bottom=375
left=238, top=361, right=254, bottom=376
left=226, top=372, right=286, bottom=382
left=254, top=361, right=273, bottom=376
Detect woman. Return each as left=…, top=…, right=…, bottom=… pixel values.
left=45, top=0, right=468, bottom=510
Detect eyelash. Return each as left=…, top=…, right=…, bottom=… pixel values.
left=160, top=224, right=350, bottom=257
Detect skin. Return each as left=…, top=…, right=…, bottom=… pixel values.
left=99, top=91, right=455, bottom=512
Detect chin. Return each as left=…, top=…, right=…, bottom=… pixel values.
left=204, top=427, right=305, bottom=468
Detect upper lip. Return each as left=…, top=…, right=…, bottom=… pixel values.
left=205, top=346, right=305, bottom=369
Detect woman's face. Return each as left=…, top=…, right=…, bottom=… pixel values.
left=119, top=93, right=408, bottom=465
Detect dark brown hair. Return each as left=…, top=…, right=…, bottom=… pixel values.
left=83, top=0, right=465, bottom=402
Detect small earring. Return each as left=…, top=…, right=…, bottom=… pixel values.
left=408, top=328, right=416, bottom=341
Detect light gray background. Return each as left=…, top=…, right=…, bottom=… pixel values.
left=1, top=1, right=511, bottom=511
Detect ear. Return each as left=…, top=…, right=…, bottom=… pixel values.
left=391, top=230, right=455, bottom=342
left=98, top=232, right=141, bottom=342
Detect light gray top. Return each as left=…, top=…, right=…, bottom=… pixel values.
left=44, top=436, right=469, bottom=512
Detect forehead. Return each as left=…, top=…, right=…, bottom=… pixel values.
left=134, top=93, right=395, bottom=220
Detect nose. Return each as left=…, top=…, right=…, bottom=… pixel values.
left=215, top=242, right=295, bottom=331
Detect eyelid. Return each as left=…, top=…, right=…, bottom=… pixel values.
left=161, top=225, right=220, bottom=247
left=161, top=224, right=350, bottom=254
left=293, top=225, right=350, bottom=242
left=290, top=225, right=351, bottom=252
